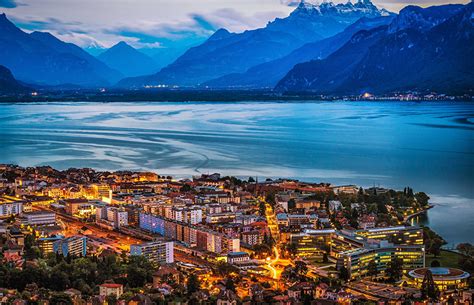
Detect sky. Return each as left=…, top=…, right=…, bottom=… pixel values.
left=0, top=0, right=469, bottom=51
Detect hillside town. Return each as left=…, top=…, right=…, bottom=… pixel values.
left=0, top=164, right=472, bottom=305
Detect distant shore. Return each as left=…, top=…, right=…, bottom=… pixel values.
left=1, top=89, right=473, bottom=103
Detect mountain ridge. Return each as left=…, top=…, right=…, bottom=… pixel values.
left=0, top=14, right=122, bottom=86
left=275, top=3, right=473, bottom=95
left=117, top=0, right=390, bottom=88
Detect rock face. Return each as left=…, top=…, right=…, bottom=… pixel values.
left=275, top=3, right=473, bottom=95
left=97, top=41, right=159, bottom=77
left=117, top=0, right=391, bottom=88
left=0, top=14, right=122, bottom=86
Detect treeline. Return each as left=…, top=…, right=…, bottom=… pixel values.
left=0, top=253, right=154, bottom=296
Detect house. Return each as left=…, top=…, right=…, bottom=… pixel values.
left=99, top=283, right=123, bottom=298
left=152, top=265, right=181, bottom=287
left=287, top=282, right=315, bottom=300
left=216, top=289, right=238, bottom=305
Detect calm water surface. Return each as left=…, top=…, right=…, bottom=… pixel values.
left=0, top=101, right=472, bottom=245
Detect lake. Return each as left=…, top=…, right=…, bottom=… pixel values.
left=0, top=101, right=473, bottom=245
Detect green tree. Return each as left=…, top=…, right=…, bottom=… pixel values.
left=415, top=192, right=430, bottom=207
left=387, top=257, right=403, bottom=282
left=421, top=269, right=439, bottom=301
left=49, top=292, right=73, bottom=305
left=187, top=274, right=200, bottom=295
left=367, top=260, right=378, bottom=278
left=225, top=278, right=236, bottom=292
left=339, top=266, right=350, bottom=281
left=106, top=294, right=118, bottom=305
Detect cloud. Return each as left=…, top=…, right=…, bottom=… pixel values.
left=1, top=0, right=293, bottom=49
left=0, top=0, right=21, bottom=8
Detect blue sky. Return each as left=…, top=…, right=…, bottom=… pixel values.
left=0, top=0, right=469, bottom=51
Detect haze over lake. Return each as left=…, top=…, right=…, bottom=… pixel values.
left=0, top=101, right=472, bottom=244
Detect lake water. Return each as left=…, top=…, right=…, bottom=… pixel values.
left=0, top=101, right=473, bottom=245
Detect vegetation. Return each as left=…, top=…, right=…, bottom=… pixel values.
left=0, top=253, right=154, bottom=295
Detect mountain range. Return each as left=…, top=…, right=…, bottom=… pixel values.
left=0, top=14, right=122, bottom=87
left=204, top=15, right=394, bottom=89
left=275, top=3, right=473, bottom=95
left=0, top=1, right=472, bottom=95
left=118, top=0, right=390, bottom=88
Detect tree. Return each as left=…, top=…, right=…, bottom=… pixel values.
left=225, top=278, right=236, bottom=292
left=421, top=269, right=439, bottom=301
left=387, top=257, right=403, bottom=282
left=287, top=243, right=298, bottom=257
left=430, top=260, right=441, bottom=267
left=367, top=260, right=378, bottom=278
left=49, top=292, right=73, bottom=305
left=106, top=295, right=118, bottom=305
left=259, top=201, right=266, bottom=216
left=456, top=243, right=473, bottom=257
left=295, top=261, right=308, bottom=277
left=187, top=274, right=200, bottom=295
left=248, top=177, right=255, bottom=183
left=415, top=192, right=430, bottom=207
left=287, top=199, right=296, bottom=210
left=339, top=266, right=349, bottom=281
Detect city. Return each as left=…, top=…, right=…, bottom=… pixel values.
left=0, top=164, right=472, bottom=304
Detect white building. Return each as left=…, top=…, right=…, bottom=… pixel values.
left=130, top=241, right=174, bottom=264
left=0, top=200, right=23, bottom=218
left=21, top=211, right=56, bottom=226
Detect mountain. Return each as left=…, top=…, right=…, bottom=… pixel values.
left=97, top=41, right=159, bottom=77
left=118, top=0, right=390, bottom=88
left=0, top=65, right=30, bottom=94
left=204, top=15, right=394, bottom=89
left=0, top=13, right=122, bottom=86
left=275, top=3, right=472, bottom=95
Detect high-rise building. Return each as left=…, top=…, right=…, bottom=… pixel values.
left=53, top=236, right=87, bottom=257
left=130, top=241, right=174, bottom=265
left=38, top=235, right=64, bottom=255
left=0, top=200, right=23, bottom=218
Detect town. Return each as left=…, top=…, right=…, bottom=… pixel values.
left=0, top=164, right=472, bottom=304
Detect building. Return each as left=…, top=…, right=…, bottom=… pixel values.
left=408, top=267, right=470, bottom=291
left=130, top=241, right=174, bottom=265
left=38, top=235, right=64, bottom=255
left=290, top=229, right=334, bottom=259
left=53, top=236, right=87, bottom=257
left=241, top=231, right=263, bottom=246
left=355, top=226, right=423, bottom=246
left=99, top=283, right=123, bottom=298
left=63, top=199, right=95, bottom=218
left=206, top=212, right=236, bottom=224
left=107, top=207, right=128, bottom=229
left=227, top=251, right=250, bottom=264
left=0, top=200, right=23, bottom=218
left=20, top=211, right=56, bottom=226
left=7, top=227, right=25, bottom=246
left=336, top=244, right=425, bottom=279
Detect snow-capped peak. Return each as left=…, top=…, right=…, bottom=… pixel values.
left=292, top=0, right=391, bottom=18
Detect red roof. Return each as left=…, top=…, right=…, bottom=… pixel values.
left=100, top=283, right=122, bottom=288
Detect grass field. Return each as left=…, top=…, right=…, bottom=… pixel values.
left=425, top=250, right=463, bottom=269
